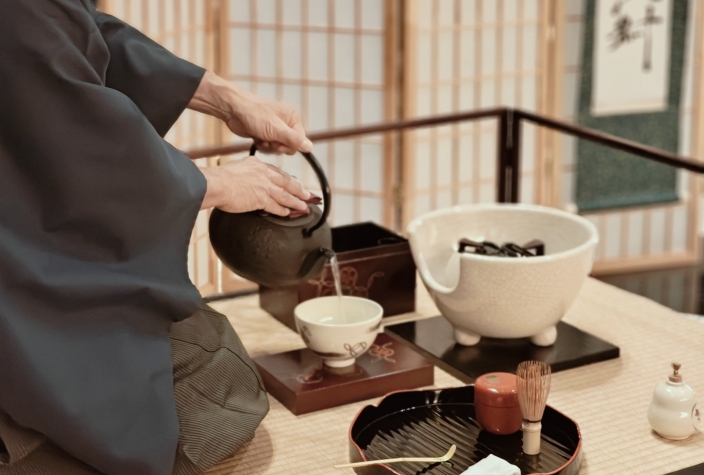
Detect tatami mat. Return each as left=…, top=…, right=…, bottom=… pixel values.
left=207, top=278, right=704, bottom=475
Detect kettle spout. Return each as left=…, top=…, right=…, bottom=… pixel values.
left=298, top=247, right=335, bottom=282
left=320, top=247, right=336, bottom=260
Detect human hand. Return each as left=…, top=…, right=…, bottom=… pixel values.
left=199, top=155, right=311, bottom=215
left=189, top=71, right=312, bottom=155
left=223, top=92, right=311, bottom=155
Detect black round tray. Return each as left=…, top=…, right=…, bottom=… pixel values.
left=348, top=386, right=582, bottom=475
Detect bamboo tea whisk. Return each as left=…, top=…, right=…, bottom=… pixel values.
left=516, top=360, right=552, bottom=455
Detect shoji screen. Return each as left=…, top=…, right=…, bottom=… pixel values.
left=402, top=0, right=546, bottom=226
left=216, top=0, right=396, bottom=292
left=103, top=0, right=395, bottom=295
left=99, top=0, right=221, bottom=294
left=220, top=0, right=393, bottom=226
left=557, top=0, right=704, bottom=274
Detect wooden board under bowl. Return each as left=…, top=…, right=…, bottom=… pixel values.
left=254, top=333, right=434, bottom=415
left=385, top=317, right=619, bottom=383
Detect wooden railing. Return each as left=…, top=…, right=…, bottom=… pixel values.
left=187, top=108, right=704, bottom=301
left=186, top=107, right=704, bottom=206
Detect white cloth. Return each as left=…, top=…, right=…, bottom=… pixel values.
left=461, top=454, right=521, bottom=475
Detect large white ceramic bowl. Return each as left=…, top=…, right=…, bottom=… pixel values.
left=294, top=296, right=383, bottom=367
left=407, top=203, right=598, bottom=346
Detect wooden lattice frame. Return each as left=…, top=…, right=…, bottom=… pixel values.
left=101, top=0, right=704, bottom=295
left=399, top=0, right=547, bottom=229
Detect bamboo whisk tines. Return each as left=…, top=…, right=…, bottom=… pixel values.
left=516, top=360, right=552, bottom=455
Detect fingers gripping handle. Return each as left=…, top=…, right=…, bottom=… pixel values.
left=249, top=144, right=330, bottom=237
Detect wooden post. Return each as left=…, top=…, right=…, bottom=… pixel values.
left=536, top=0, right=565, bottom=208
left=400, top=0, right=418, bottom=231
left=383, top=0, right=402, bottom=231
left=497, top=109, right=521, bottom=203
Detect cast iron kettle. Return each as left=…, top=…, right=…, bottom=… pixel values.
left=209, top=144, right=333, bottom=289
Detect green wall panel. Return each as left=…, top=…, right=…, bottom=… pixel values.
left=576, top=0, right=688, bottom=212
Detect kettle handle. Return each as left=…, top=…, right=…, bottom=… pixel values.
left=249, top=144, right=330, bottom=237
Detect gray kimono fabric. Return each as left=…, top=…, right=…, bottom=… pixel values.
left=0, top=306, right=270, bottom=475
left=0, top=1, right=250, bottom=473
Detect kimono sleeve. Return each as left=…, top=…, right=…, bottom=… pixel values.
left=91, top=10, right=206, bottom=137
left=0, top=1, right=206, bottom=474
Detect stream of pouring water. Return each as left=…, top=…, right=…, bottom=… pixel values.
left=328, top=253, right=347, bottom=323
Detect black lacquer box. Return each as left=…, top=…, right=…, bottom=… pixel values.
left=260, top=222, right=416, bottom=330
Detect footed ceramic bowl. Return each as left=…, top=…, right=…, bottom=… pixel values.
left=407, top=204, right=598, bottom=346
left=294, top=296, right=383, bottom=367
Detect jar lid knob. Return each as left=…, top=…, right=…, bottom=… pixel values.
left=669, top=362, right=682, bottom=382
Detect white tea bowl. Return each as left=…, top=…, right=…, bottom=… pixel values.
left=294, top=296, right=383, bottom=368
left=407, top=203, right=598, bottom=347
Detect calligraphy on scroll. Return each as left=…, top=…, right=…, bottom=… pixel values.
left=592, top=0, right=672, bottom=115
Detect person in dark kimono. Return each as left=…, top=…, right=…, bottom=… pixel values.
left=0, top=1, right=314, bottom=474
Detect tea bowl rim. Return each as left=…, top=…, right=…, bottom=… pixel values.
left=294, top=295, right=383, bottom=328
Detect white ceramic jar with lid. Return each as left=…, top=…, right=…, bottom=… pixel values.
left=647, top=362, right=699, bottom=440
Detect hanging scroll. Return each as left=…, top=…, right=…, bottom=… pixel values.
left=576, top=0, right=688, bottom=212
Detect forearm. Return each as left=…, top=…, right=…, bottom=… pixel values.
left=188, top=70, right=248, bottom=121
